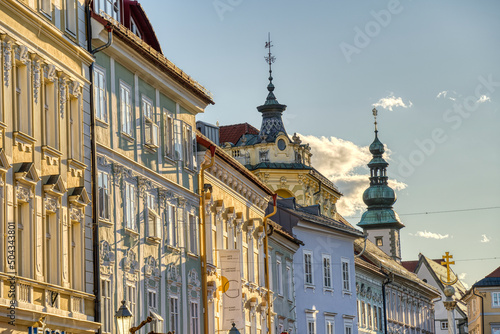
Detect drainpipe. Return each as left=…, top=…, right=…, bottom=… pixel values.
left=86, top=2, right=113, bottom=331
left=199, top=145, right=216, bottom=334
left=354, top=233, right=368, bottom=258
left=472, top=287, right=484, bottom=334
left=382, top=274, right=393, bottom=334
left=264, top=194, right=277, bottom=333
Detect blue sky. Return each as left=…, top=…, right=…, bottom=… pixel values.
left=140, top=0, right=500, bottom=286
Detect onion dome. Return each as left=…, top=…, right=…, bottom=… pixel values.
left=358, top=109, right=404, bottom=229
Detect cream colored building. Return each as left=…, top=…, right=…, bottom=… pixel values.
left=0, top=0, right=98, bottom=333
left=197, top=132, right=274, bottom=334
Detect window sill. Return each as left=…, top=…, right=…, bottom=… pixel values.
left=124, top=227, right=139, bottom=237
left=163, top=155, right=176, bottom=165
left=183, top=167, right=196, bottom=175
left=121, top=132, right=135, bottom=143
left=146, top=236, right=161, bottom=244
left=304, top=284, right=315, bottom=292
left=323, top=287, right=334, bottom=295
left=187, top=252, right=199, bottom=259
left=143, top=144, right=158, bottom=154
left=166, top=244, right=181, bottom=252
left=96, top=118, right=109, bottom=128
left=99, top=218, right=113, bottom=226
left=342, top=290, right=352, bottom=297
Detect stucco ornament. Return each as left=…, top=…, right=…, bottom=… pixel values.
left=59, top=77, right=67, bottom=118
left=144, top=256, right=159, bottom=278
left=3, top=40, right=12, bottom=86
left=100, top=240, right=115, bottom=275
left=32, top=59, right=41, bottom=103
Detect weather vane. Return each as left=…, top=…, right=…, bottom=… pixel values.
left=440, top=251, right=458, bottom=285
left=372, top=108, right=378, bottom=132
left=264, top=33, right=276, bottom=79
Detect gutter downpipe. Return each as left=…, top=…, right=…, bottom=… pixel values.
left=264, top=194, right=278, bottom=333
left=86, top=2, right=113, bottom=332
left=354, top=233, right=368, bottom=258
left=472, top=287, right=484, bottom=334
left=199, top=146, right=216, bottom=334
left=382, top=273, right=393, bottom=334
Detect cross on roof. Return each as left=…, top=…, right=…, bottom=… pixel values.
left=441, top=251, right=455, bottom=284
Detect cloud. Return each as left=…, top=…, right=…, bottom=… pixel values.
left=458, top=273, right=470, bottom=289
left=298, top=134, right=407, bottom=216
left=373, top=94, right=412, bottom=111
left=481, top=234, right=490, bottom=243
left=477, top=95, right=491, bottom=104
left=409, top=230, right=450, bottom=239
left=436, top=91, right=448, bottom=98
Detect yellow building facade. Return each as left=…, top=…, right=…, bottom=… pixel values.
left=0, top=0, right=98, bottom=334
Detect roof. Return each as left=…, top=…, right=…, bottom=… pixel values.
left=269, top=219, right=304, bottom=246
left=125, top=0, right=162, bottom=53
left=353, top=238, right=440, bottom=298
left=196, top=131, right=274, bottom=196
left=245, top=162, right=312, bottom=171
left=92, top=12, right=214, bottom=105
left=474, top=265, right=500, bottom=287
left=276, top=198, right=363, bottom=238
left=401, top=260, right=419, bottom=272
left=219, top=123, right=259, bottom=145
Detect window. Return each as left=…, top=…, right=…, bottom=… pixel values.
left=101, top=279, right=112, bottom=333
left=493, top=292, right=500, bottom=307
left=322, top=254, right=332, bottom=288
left=94, top=68, right=107, bottom=122
left=150, top=311, right=163, bottom=334
left=18, top=203, right=31, bottom=278
left=124, top=182, right=136, bottom=230
left=367, top=303, right=372, bottom=329
left=148, top=289, right=157, bottom=310
left=342, top=259, right=350, bottom=291
left=164, top=110, right=174, bottom=158
left=361, top=302, right=366, bottom=327
left=376, top=237, right=383, bottom=246
left=65, top=0, right=77, bottom=34
left=130, top=18, right=142, bottom=38
left=71, top=222, right=83, bottom=290
left=307, top=320, right=315, bottom=334
left=325, top=317, right=335, bottom=334
left=16, top=63, right=31, bottom=135
left=126, top=284, right=137, bottom=319
left=41, top=0, right=51, bottom=16
left=94, top=0, right=119, bottom=20
left=170, top=297, right=179, bottom=332
left=98, top=171, right=110, bottom=220
left=259, top=150, right=270, bottom=162
left=44, top=79, right=57, bottom=147
left=142, top=97, right=159, bottom=148
left=183, top=123, right=196, bottom=170
left=188, top=214, right=199, bottom=254
left=286, top=262, right=293, bottom=301
left=69, top=96, right=82, bottom=161
left=378, top=307, right=383, bottom=330
left=304, top=251, right=313, bottom=285
left=373, top=305, right=378, bottom=330
left=146, top=194, right=161, bottom=240
left=344, top=320, right=353, bottom=334
left=276, top=256, right=283, bottom=296
left=120, top=83, right=133, bottom=136
left=243, top=247, right=249, bottom=280
left=45, top=213, right=57, bottom=283
left=167, top=205, right=177, bottom=247
left=441, top=321, right=448, bottom=330
left=191, top=302, right=200, bottom=334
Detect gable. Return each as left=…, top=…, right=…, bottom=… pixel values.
left=43, top=175, right=66, bottom=197
left=15, top=162, right=40, bottom=185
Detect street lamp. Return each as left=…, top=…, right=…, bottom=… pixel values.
left=115, top=300, right=152, bottom=334
left=228, top=323, right=240, bottom=334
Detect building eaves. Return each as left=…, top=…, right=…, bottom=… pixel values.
left=269, top=219, right=304, bottom=246
left=197, top=131, right=274, bottom=196
left=92, top=13, right=214, bottom=105
left=278, top=202, right=363, bottom=238
left=245, top=162, right=312, bottom=171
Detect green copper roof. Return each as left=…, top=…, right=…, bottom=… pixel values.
left=358, top=209, right=404, bottom=228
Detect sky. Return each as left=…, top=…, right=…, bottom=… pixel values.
left=139, top=0, right=500, bottom=287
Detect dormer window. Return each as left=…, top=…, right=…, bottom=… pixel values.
left=94, top=0, right=119, bottom=21
left=259, top=150, right=269, bottom=162
left=130, top=18, right=142, bottom=38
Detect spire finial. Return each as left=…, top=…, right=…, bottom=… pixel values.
left=264, top=32, right=275, bottom=84
left=372, top=108, right=378, bottom=135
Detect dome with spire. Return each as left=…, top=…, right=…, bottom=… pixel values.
left=358, top=109, right=403, bottom=229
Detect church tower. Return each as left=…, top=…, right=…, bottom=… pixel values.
left=358, top=109, right=404, bottom=262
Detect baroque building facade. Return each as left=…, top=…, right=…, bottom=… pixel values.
left=197, top=132, right=275, bottom=334
left=89, top=2, right=213, bottom=334
left=0, top=0, right=98, bottom=333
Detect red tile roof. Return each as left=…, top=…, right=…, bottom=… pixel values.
left=219, top=123, right=259, bottom=145
left=486, top=266, right=500, bottom=278
left=401, top=260, right=419, bottom=272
